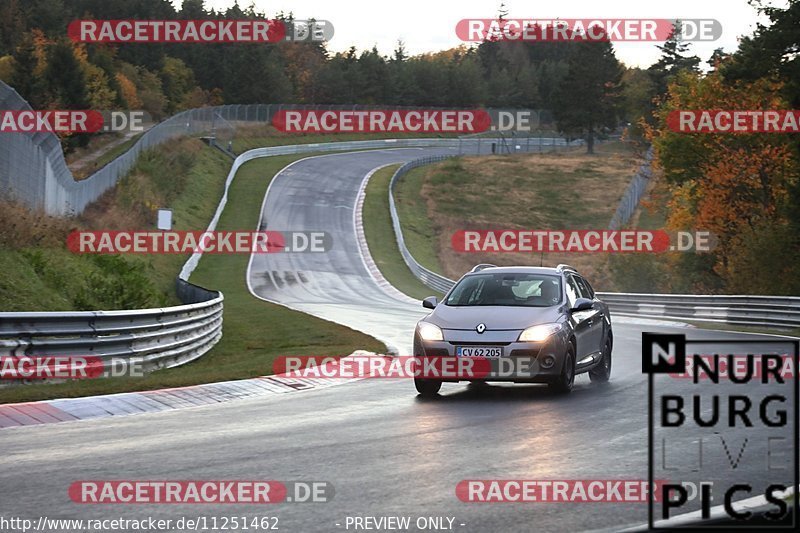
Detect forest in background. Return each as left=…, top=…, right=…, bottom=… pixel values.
left=0, top=0, right=798, bottom=295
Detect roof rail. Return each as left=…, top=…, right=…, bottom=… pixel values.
left=556, top=264, right=578, bottom=272
left=470, top=264, right=498, bottom=273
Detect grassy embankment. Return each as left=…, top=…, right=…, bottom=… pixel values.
left=383, top=141, right=642, bottom=290
left=0, top=134, right=390, bottom=403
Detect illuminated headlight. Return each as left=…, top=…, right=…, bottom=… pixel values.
left=518, top=323, right=562, bottom=342
left=417, top=322, right=444, bottom=341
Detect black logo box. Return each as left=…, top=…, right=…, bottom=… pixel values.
left=642, top=333, right=799, bottom=530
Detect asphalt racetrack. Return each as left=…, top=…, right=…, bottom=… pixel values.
left=0, top=147, right=795, bottom=532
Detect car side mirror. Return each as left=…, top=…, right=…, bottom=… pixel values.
left=570, top=297, right=593, bottom=312
left=422, top=296, right=438, bottom=309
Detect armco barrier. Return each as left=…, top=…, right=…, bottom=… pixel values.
left=0, top=136, right=569, bottom=377
left=387, top=156, right=800, bottom=330
left=0, top=103, right=792, bottom=382
left=596, top=292, right=800, bottom=329
left=0, top=279, right=223, bottom=374
left=179, top=137, right=575, bottom=280
left=388, top=155, right=459, bottom=294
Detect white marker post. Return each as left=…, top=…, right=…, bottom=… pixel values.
left=157, top=208, right=173, bottom=231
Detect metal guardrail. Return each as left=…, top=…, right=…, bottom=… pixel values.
left=0, top=123, right=573, bottom=379
left=388, top=156, right=460, bottom=294
left=0, top=84, right=563, bottom=379
left=386, top=155, right=800, bottom=330
left=0, top=96, right=791, bottom=384
left=0, top=279, right=223, bottom=373
left=597, top=292, right=800, bottom=329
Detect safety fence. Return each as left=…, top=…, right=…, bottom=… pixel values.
left=1, top=88, right=791, bottom=386
left=0, top=83, right=564, bottom=215
left=0, top=135, right=573, bottom=381
left=609, top=146, right=654, bottom=229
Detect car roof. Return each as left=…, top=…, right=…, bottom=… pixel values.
left=463, top=266, right=568, bottom=277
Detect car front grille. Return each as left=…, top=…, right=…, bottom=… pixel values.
left=509, top=349, right=540, bottom=357
left=422, top=348, right=451, bottom=357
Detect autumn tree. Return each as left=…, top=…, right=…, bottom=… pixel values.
left=649, top=70, right=799, bottom=293
left=647, top=22, right=700, bottom=98
left=552, top=36, right=623, bottom=153
left=10, top=30, right=50, bottom=108
left=45, top=39, right=90, bottom=109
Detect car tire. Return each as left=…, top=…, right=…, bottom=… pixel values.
left=415, top=378, right=442, bottom=396
left=589, top=334, right=612, bottom=383
left=549, top=345, right=575, bottom=394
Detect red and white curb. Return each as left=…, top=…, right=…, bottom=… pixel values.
left=0, top=351, right=383, bottom=430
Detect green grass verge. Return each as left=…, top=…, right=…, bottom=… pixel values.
left=93, top=133, right=143, bottom=168
left=362, top=165, right=443, bottom=300
left=393, top=164, right=447, bottom=274
left=0, top=141, right=231, bottom=311
left=389, top=141, right=648, bottom=287
left=0, top=153, right=384, bottom=404
left=71, top=132, right=145, bottom=180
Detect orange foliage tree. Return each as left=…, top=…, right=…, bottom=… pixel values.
left=647, top=70, right=799, bottom=293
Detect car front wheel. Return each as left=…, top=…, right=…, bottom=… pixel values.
left=549, top=345, right=575, bottom=394
left=414, top=378, right=442, bottom=396
left=589, top=334, right=612, bottom=383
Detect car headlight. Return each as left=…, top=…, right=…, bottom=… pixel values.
left=518, top=323, right=562, bottom=342
left=417, top=321, right=444, bottom=341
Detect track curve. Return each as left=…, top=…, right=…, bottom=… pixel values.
left=0, top=147, right=794, bottom=533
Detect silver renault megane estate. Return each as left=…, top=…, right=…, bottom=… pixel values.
left=413, top=264, right=613, bottom=396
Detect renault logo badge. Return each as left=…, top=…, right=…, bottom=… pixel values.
left=476, top=323, right=486, bottom=334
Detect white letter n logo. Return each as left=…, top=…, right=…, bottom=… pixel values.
left=642, top=333, right=685, bottom=374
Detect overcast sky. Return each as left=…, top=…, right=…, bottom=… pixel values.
left=196, top=0, right=783, bottom=68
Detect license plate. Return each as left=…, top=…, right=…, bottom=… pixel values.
left=456, top=346, right=503, bottom=357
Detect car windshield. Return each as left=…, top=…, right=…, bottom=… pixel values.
left=444, top=273, right=562, bottom=307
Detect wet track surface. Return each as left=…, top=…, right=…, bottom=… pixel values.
left=247, top=148, right=459, bottom=354
left=0, top=147, right=795, bottom=532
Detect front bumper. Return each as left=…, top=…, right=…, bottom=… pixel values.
left=415, top=329, right=568, bottom=383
